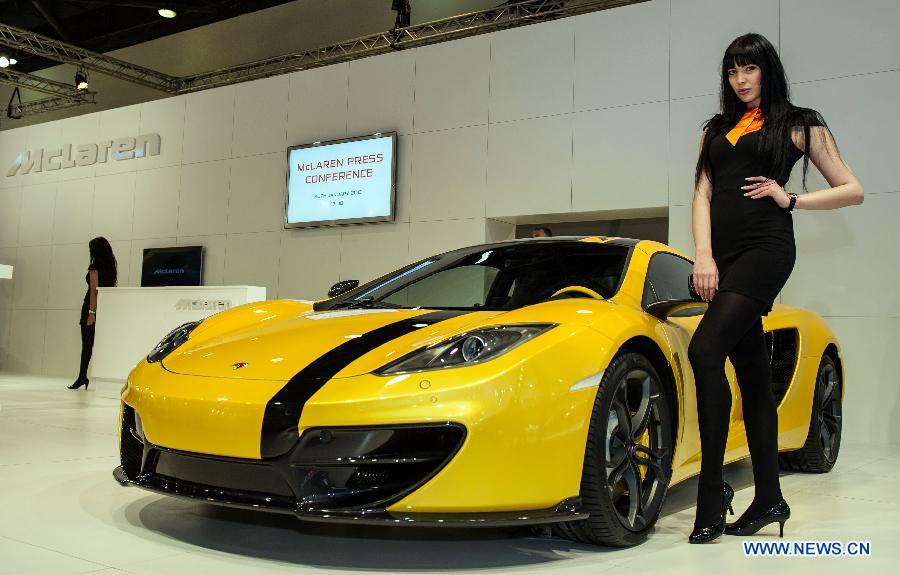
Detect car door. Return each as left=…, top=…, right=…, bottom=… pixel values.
left=641, top=251, right=743, bottom=472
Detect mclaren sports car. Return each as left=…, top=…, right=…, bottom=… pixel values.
left=114, top=237, right=844, bottom=547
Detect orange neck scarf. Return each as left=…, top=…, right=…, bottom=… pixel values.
left=725, top=106, right=764, bottom=146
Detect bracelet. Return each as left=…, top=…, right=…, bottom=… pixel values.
left=787, top=193, right=798, bottom=211
left=88, top=310, right=96, bottom=314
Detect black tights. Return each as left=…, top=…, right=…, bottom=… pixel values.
left=687, top=291, right=783, bottom=528
left=78, top=323, right=95, bottom=381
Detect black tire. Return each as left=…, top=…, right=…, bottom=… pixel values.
left=778, top=354, right=842, bottom=473
left=552, top=352, right=674, bottom=547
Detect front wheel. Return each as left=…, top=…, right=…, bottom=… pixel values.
left=553, top=352, right=674, bottom=547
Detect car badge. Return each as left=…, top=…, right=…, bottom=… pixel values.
left=232, top=362, right=249, bottom=370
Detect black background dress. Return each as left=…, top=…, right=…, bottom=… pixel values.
left=707, top=121, right=818, bottom=315
left=79, top=262, right=116, bottom=324
left=80, top=263, right=99, bottom=325
left=77, top=263, right=114, bottom=381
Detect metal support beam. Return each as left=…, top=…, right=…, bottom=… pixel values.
left=0, top=68, right=90, bottom=101
left=0, top=0, right=648, bottom=117
left=8, top=92, right=95, bottom=118
left=0, top=21, right=178, bottom=92
left=175, top=0, right=644, bottom=93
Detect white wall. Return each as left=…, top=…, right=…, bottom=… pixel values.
left=1, top=0, right=898, bottom=444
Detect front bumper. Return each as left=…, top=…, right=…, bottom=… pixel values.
left=115, top=404, right=586, bottom=525
left=122, top=322, right=614, bottom=513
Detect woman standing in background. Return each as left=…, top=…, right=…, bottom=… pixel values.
left=69, top=237, right=117, bottom=390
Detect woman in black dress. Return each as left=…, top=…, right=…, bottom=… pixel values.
left=687, top=33, right=863, bottom=543
left=68, top=237, right=117, bottom=390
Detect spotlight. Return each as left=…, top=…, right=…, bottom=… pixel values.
left=158, top=8, right=177, bottom=18
left=0, top=51, right=17, bottom=67
left=391, top=0, right=411, bottom=29
left=75, top=69, right=89, bottom=90
left=7, top=87, right=23, bottom=119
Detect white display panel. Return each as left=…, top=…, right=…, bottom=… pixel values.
left=285, top=132, right=397, bottom=228
left=92, top=285, right=266, bottom=382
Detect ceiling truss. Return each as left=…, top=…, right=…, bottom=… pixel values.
left=0, top=68, right=95, bottom=101
left=176, top=0, right=643, bottom=93
left=0, top=0, right=647, bottom=117
left=9, top=91, right=96, bottom=118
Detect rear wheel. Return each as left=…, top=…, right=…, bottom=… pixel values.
left=779, top=354, right=842, bottom=472
left=553, top=352, right=674, bottom=547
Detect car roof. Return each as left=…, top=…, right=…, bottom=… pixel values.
left=426, top=236, right=646, bottom=259
left=455, top=236, right=643, bottom=253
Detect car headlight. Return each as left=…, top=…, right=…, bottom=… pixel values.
left=147, top=320, right=202, bottom=363
left=375, top=324, right=556, bottom=375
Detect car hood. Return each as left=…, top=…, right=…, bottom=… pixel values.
left=161, top=305, right=500, bottom=381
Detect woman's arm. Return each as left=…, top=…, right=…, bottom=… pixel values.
left=87, top=270, right=99, bottom=326
left=692, top=129, right=718, bottom=301
left=792, top=126, right=864, bottom=210
left=744, top=126, right=864, bottom=210
left=692, top=170, right=714, bottom=258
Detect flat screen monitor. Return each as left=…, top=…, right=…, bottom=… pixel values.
left=285, top=132, right=397, bottom=228
left=141, top=246, right=203, bottom=287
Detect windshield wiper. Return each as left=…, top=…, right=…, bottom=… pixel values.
left=332, top=298, right=404, bottom=310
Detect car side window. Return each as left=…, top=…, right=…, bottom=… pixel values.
left=642, top=252, right=694, bottom=308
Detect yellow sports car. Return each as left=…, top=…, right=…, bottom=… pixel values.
left=114, top=237, right=843, bottom=547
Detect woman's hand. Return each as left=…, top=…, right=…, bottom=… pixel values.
left=693, top=256, right=719, bottom=302
left=742, top=176, right=791, bottom=208
left=86, top=314, right=96, bottom=327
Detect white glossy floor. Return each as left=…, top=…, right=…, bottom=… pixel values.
left=1, top=373, right=897, bottom=575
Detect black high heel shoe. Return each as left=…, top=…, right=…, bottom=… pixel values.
left=67, top=378, right=89, bottom=390
left=688, top=481, right=735, bottom=544
left=725, top=499, right=790, bottom=537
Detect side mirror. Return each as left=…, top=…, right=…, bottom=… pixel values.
left=645, top=299, right=707, bottom=320
left=328, top=279, right=359, bottom=298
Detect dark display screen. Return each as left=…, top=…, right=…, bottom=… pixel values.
left=141, top=246, right=203, bottom=287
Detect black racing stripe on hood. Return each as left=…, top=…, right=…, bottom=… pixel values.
left=259, top=309, right=470, bottom=458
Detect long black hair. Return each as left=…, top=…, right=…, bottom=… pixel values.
left=695, top=33, right=843, bottom=191
left=88, top=237, right=117, bottom=287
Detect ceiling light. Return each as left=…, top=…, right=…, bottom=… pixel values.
left=0, top=51, right=17, bottom=67
left=158, top=8, right=177, bottom=18
left=75, top=69, right=89, bottom=90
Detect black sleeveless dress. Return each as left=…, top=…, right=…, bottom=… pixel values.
left=708, top=114, right=821, bottom=315
left=79, top=263, right=115, bottom=325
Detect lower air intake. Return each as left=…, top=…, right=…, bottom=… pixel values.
left=125, top=423, right=466, bottom=514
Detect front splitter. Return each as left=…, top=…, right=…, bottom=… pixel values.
left=113, top=466, right=587, bottom=527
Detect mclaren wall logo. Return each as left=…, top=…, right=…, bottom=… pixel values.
left=6, top=133, right=161, bottom=177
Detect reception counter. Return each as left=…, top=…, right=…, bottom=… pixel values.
left=92, top=286, right=266, bottom=382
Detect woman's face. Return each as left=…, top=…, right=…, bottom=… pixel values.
left=727, top=62, right=761, bottom=108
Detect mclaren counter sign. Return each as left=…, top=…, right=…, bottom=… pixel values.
left=6, top=133, right=161, bottom=177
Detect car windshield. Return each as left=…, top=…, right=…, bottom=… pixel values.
left=320, top=241, right=631, bottom=311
